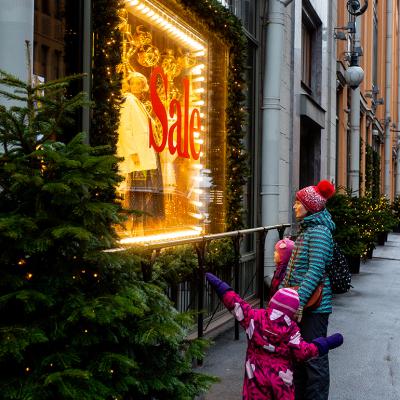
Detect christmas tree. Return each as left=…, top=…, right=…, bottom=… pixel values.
left=0, top=49, right=215, bottom=399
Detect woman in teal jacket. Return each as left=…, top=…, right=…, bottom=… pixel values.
left=283, top=180, right=336, bottom=400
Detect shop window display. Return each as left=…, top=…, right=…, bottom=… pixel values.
left=116, top=0, right=227, bottom=243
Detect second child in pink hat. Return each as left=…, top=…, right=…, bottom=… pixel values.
left=206, top=273, right=343, bottom=400
left=269, top=238, right=295, bottom=299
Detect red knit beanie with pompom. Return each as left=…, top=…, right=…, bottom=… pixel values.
left=296, top=180, right=335, bottom=213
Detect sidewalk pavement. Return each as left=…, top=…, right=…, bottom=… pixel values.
left=197, top=232, right=400, bottom=400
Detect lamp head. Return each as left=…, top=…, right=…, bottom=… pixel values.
left=344, top=65, right=364, bottom=89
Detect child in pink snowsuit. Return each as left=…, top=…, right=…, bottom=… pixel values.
left=269, top=238, right=295, bottom=299
left=206, top=273, right=343, bottom=400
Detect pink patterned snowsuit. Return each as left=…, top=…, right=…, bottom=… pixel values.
left=222, top=291, right=319, bottom=400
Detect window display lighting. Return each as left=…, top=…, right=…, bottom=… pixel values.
left=115, top=0, right=210, bottom=244
left=119, top=228, right=202, bottom=245
left=126, top=0, right=205, bottom=51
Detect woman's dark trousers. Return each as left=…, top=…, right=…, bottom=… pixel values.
left=294, top=313, right=330, bottom=400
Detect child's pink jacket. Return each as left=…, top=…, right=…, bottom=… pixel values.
left=222, top=290, right=319, bottom=400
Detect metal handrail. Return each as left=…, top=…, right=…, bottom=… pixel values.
left=111, top=224, right=291, bottom=251
left=112, top=224, right=291, bottom=343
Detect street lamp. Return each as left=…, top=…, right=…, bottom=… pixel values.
left=346, top=0, right=368, bottom=196
left=344, top=53, right=364, bottom=89
left=347, top=0, right=368, bottom=16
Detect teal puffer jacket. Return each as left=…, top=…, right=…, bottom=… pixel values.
left=284, top=208, right=335, bottom=314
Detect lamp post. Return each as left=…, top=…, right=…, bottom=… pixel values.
left=345, top=1, right=368, bottom=197
left=384, top=0, right=393, bottom=197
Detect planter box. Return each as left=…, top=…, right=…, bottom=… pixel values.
left=377, top=231, right=388, bottom=246
left=366, top=247, right=373, bottom=259
left=346, top=254, right=361, bottom=274
left=393, top=224, right=400, bottom=233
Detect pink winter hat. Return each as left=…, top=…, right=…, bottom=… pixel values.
left=274, top=238, right=295, bottom=265
left=269, top=288, right=299, bottom=318
left=296, top=180, right=335, bottom=213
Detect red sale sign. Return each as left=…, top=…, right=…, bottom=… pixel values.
left=148, top=66, right=201, bottom=160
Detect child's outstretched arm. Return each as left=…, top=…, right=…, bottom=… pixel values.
left=312, top=333, right=344, bottom=355
left=205, top=272, right=255, bottom=330
left=289, top=323, right=344, bottom=362
left=288, top=326, right=320, bottom=362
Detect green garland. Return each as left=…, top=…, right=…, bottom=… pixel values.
left=91, top=0, right=124, bottom=153
left=91, top=0, right=248, bottom=230
left=372, top=148, right=381, bottom=199
left=365, top=144, right=373, bottom=192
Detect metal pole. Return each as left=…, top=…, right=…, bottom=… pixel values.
left=397, top=2, right=400, bottom=197
left=384, top=0, right=393, bottom=197
left=195, top=241, right=206, bottom=341
left=261, top=0, right=293, bottom=283
left=257, top=230, right=268, bottom=308
left=349, top=16, right=361, bottom=196
left=232, top=235, right=242, bottom=341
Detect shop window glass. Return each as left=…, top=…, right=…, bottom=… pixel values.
left=116, top=0, right=228, bottom=244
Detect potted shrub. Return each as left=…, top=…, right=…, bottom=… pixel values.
left=374, top=196, right=397, bottom=245
left=352, top=193, right=376, bottom=259
left=391, top=196, right=400, bottom=233
left=327, top=190, right=367, bottom=273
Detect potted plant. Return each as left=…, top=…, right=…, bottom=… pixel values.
left=374, top=196, right=397, bottom=245
left=327, top=190, right=367, bottom=273
left=356, top=194, right=378, bottom=259
left=391, top=196, right=400, bottom=233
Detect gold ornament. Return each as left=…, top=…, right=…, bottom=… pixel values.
left=177, top=51, right=196, bottom=69
left=133, top=25, right=152, bottom=47
left=162, top=49, right=182, bottom=80
left=137, top=44, right=161, bottom=67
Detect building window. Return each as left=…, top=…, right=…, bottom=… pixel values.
left=40, top=45, right=49, bottom=77
left=53, top=50, right=61, bottom=79
left=224, top=0, right=256, bottom=36
left=301, top=22, right=313, bottom=89
left=42, top=0, right=50, bottom=15
left=301, top=1, right=322, bottom=100
left=55, top=0, right=63, bottom=20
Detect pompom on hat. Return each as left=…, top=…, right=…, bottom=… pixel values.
left=296, top=180, right=335, bottom=214
left=269, top=288, right=300, bottom=318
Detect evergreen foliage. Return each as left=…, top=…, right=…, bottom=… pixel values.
left=328, top=188, right=398, bottom=259
left=0, top=66, right=215, bottom=399
left=91, top=0, right=124, bottom=152
left=365, top=144, right=381, bottom=199
left=391, top=196, right=400, bottom=228
left=372, top=149, right=381, bottom=199
left=373, top=195, right=397, bottom=233
left=327, top=191, right=366, bottom=257
left=365, top=144, right=373, bottom=193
